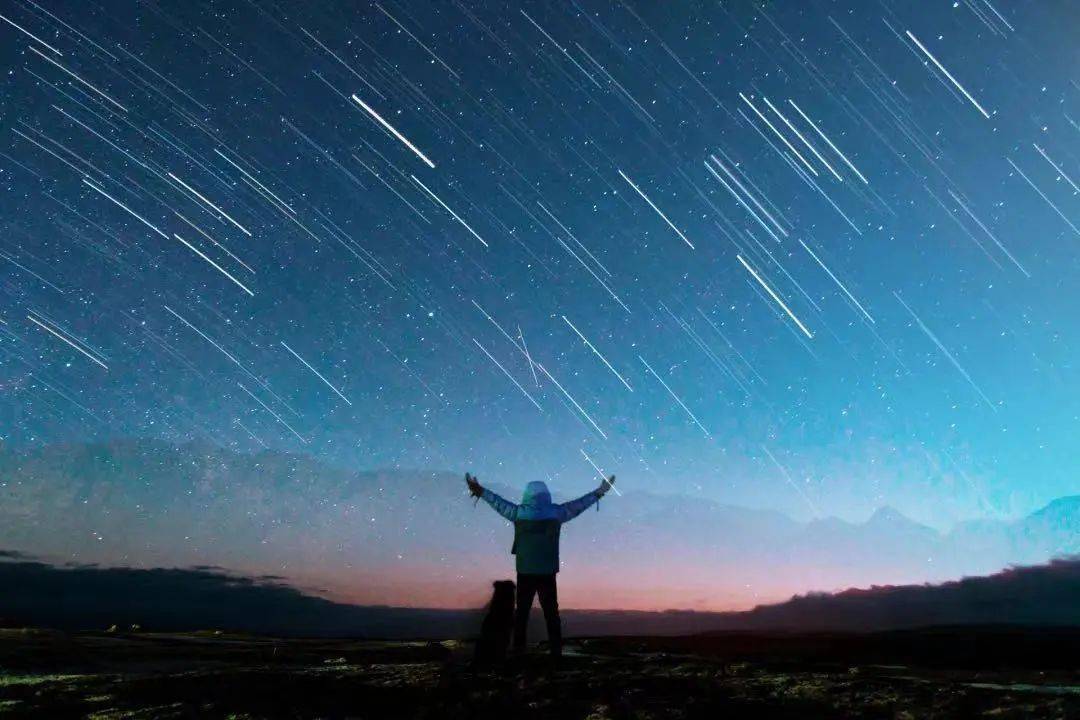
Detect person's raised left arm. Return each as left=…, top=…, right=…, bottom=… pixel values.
left=466, top=472, right=519, bottom=522
left=557, top=475, right=615, bottom=522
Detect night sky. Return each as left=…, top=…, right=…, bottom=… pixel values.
left=1, top=0, right=1078, bottom=538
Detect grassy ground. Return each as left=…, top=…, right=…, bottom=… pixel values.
left=0, top=628, right=1077, bottom=718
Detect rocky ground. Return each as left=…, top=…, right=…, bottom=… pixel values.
left=0, top=628, right=1077, bottom=718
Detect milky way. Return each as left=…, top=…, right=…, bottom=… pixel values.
left=1, top=0, right=1078, bottom=529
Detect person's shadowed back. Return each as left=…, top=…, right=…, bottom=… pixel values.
left=465, top=473, right=614, bottom=658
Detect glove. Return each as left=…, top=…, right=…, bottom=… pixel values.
left=465, top=472, right=483, bottom=498
left=597, top=474, right=615, bottom=497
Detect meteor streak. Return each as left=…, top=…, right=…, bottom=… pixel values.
left=894, top=292, right=997, bottom=412
left=352, top=95, right=436, bottom=169
left=173, top=234, right=254, bottom=296
left=238, top=382, right=307, bottom=444
left=518, top=325, right=540, bottom=388
left=762, top=445, right=820, bottom=517
left=638, top=355, right=710, bottom=437
left=28, top=46, right=127, bottom=112
left=164, top=305, right=256, bottom=384
left=1006, top=157, right=1080, bottom=238
left=617, top=169, right=694, bottom=249
left=707, top=154, right=787, bottom=239
left=762, top=96, right=843, bottom=182
left=0, top=12, right=63, bottom=55
left=472, top=338, right=543, bottom=412
left=535, top=362, right=607, bottom=439
left=736, top=255, right=814, bottom=340
left=213, top=149, right=296, bottom=214
left=174, top=212, right=254, bottom=275
left=27, top=313, right=108, bottom=370
left=945, top=189, right=1029, bottom=276
left=410, top=175, right=488, bottom=247
left=786, top=99, right=869, bottom=184
left=905, top=31, right=991, bottom=119
left=1032, top=143, right=1080, bottom=195
left=797, top=239, right=875, bottom=324
left=562, top=315, right=633, bottom=392
left=280, top=341, right=351, bottom=406
left=82, top=178, right=168, bottom=239
left=580, top=449, right=622, bottom=496
left=739, top=92, right=818, bottom=177
left=167, top=172, right=252, bottom=237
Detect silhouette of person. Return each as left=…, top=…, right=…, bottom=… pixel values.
left=466, top=472, right=615, bottom=658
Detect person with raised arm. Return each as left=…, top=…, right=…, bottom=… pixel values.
left=466, top=472, right=615, bottom=659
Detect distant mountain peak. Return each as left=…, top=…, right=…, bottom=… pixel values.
left=867, top=505, right=913, bottom=525
left=1032, top=495, right=1080, bottom=516
left=868, top=505, right=903, bottom=521
left=864, top=506, right=938, bottom=537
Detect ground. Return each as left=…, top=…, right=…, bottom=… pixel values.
left=0, top=628, right=1077, bottom=719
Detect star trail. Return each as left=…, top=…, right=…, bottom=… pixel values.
left=0, top=0, right=1078, bottom=531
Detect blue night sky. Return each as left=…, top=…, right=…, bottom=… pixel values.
left=1, top=0, right=1078, bottom=533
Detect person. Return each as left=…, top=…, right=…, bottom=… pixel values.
left=465, top=472, right=615, bottom=658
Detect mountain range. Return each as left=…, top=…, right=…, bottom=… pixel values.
left=0, top=438, right=1076, bottom=611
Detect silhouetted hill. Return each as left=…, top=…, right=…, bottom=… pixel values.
left=0, top=556, right=479, bottom=638
left=705, top=556, right=1080, bottom=632
left=1, top=553, right=1077, bottom=637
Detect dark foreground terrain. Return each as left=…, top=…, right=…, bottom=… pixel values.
left=1, top=627, right=1077, bottom=719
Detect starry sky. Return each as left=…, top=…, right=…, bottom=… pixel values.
left=1, top=0, right=1078, bottom=536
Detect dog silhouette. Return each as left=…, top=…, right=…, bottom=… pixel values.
left=473, top=580, right=515, bottom=666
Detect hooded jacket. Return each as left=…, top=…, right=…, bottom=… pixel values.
left=480, top=480, right=601, bottom=575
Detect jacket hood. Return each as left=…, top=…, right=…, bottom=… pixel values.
left=521, top=480, right=552, bottom=507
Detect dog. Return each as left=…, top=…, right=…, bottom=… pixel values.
left=473, top=579, right=515, bottom=667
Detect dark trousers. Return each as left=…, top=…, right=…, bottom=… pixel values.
left=514, top=573, right=561, bottom=656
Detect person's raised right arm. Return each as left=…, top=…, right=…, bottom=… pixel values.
left=557, top=475, right=615, bottom=522
left=465, top=472, right=519, bottom=522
